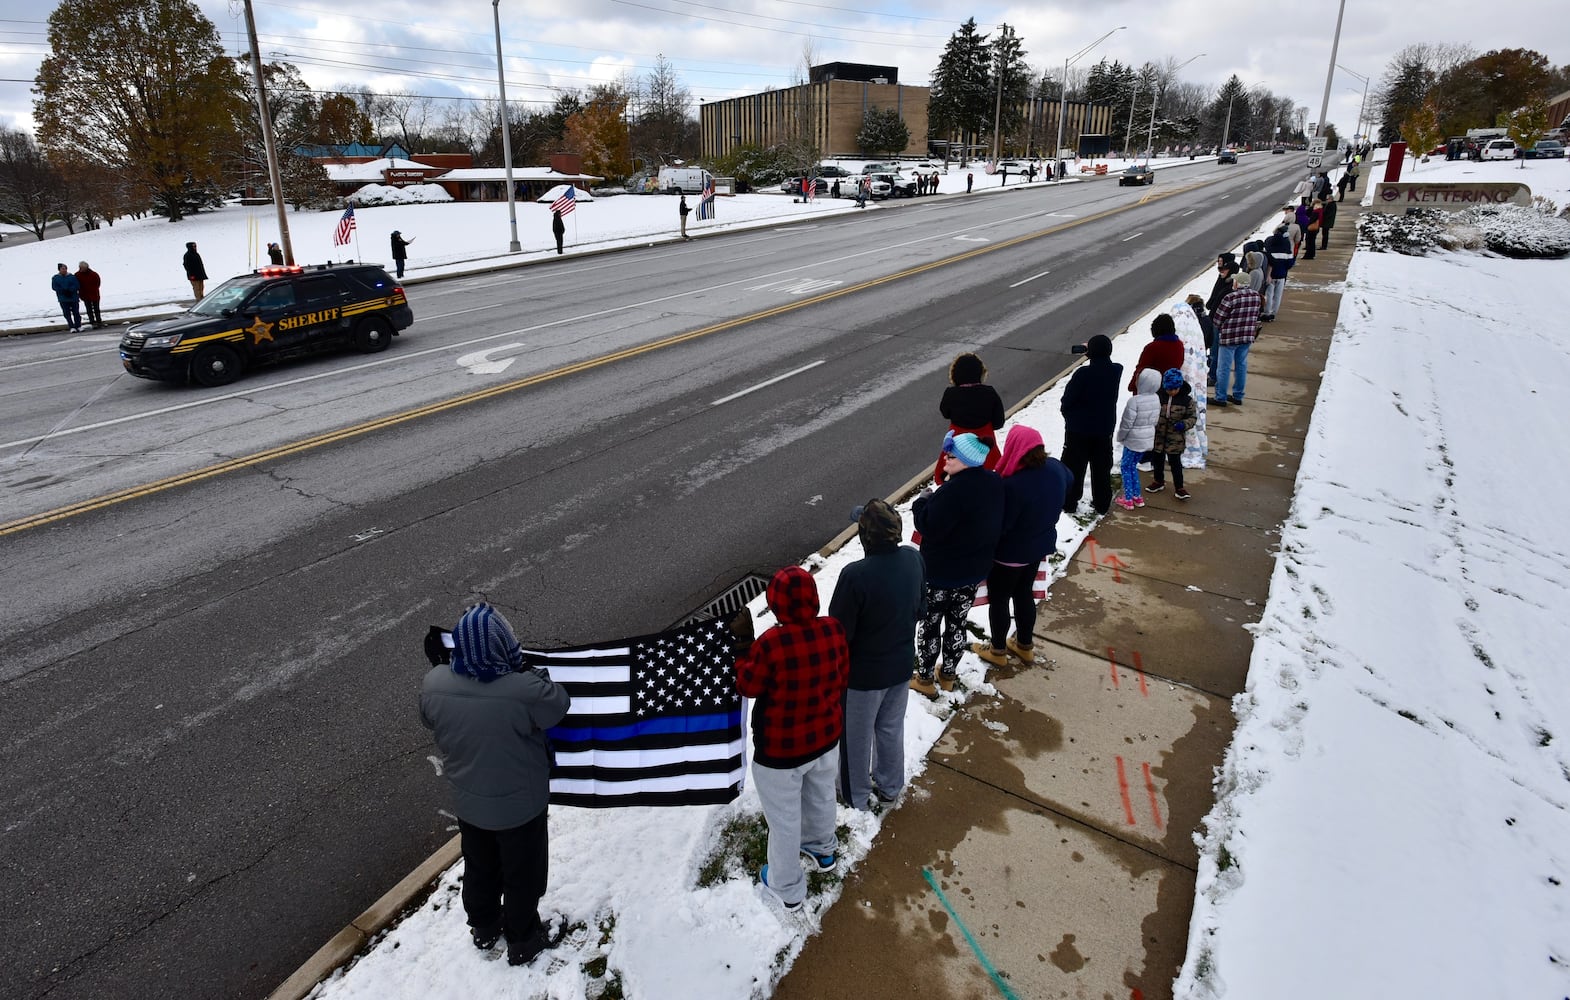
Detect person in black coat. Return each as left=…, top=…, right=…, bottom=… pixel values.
left=1318, top=196, right=1337, bottom=250
left=933, top=352, right=1006, bottom=483
left=1205, top=254, right=1239, bottom=313
left=1060, top=334, right=1123, bottom=516
left=182, top=241, right=207, bottom=300
left=552, top=210, right=566, bottom=254
left=1187, top=293, right=1217, bottom=387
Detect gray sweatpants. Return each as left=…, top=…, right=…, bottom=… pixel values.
left=839, top=684, right=907, bottom=810
left=753, top=749, right=839, bottom=906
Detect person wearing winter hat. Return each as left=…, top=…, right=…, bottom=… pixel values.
left=971, top=424, right=1071, bottom=668
left=829, top=499, right=926, bottom=810
left=420, top=603, right=571, bottom=965
left=1114, top=369, right=1162, bottom=510
left=911, top=431, right=1004, bottom=695
left=1148, top=368, right=1197, bottom=500
left=1128, top=312, right=1185, bottom=392
left=1060, top=334, right=1123, bottom=515
left=933, top=352, right=1005, bottom=484
left=735, top=567, right=850, bottom=910
left=1211, top=271, right=1265, bottom=406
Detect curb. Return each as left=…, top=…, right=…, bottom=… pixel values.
left=265, top=835, right=460, bottom=1000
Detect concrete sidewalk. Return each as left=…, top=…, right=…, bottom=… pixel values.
left=773, top=205, right=1362, bottom=1000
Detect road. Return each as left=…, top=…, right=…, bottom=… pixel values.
left=0, top=153, right=1308, bottom=999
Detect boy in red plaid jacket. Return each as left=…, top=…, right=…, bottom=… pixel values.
left=734, top=566, right=850, bottom=910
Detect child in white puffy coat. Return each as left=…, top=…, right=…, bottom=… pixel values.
left=1114, top=367, right=1161, bottom=509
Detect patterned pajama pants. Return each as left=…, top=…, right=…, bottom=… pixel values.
left=917, top=584, right=979, bottom=680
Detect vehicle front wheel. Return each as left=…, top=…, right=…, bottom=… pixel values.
left=354, top=317, right=393, bottom=353
left=190, top=345, right=242, bottom=387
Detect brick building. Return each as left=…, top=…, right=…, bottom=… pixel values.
left=700, top=62, right=1116, bottom=160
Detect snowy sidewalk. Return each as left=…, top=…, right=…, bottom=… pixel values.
left=772, top=205, right=1363, bottom=999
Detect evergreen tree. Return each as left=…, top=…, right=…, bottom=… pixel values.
left=856, top=107, right=911, bottom=156
left=929, top=18, right=992, bottom=163
left=986, top=24, right=1032, bottom=154
left=34, top=0, right=248, bottom=220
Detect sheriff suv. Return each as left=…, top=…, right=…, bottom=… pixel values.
left=119, top=263, right=412, bottom=386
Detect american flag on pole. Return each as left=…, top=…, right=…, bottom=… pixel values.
left=803, top=176, right=816, bottom=201
left=537, top=619, right=744, bottom=808
left=332, top=206, right=356, bottom=246
left=696, top=176, right=716, bottom=220
left=550, top=185, right=577, bottom=216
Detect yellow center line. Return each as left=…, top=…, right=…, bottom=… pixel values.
left=0, top=178, right=1210, bottom=538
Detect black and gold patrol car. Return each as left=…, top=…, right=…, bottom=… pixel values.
left=119, top=262, right=414, bottom=386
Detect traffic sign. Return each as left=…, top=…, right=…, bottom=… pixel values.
left=1307, top=154, right=1323, bottom=168
left=1309, top=137, right=1328, bottom=155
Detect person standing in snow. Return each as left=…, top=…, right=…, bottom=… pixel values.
left=75, top=261, right=102, bottom=328
left=734, top=567, right=849, bottom=911
left=267, top=242, right=284, bottom=265
left=1128, top=313, right=1185, bottom=393
left=678, top=195, right=691, bottom=239
left=51, top=263, right=82, bottom=332
left=1317, top=197, right=1337, bottom=250
left=552, top=209, right=565, bottom=255
left=911, top=431, right=1005, bottom=695
left=390, top=230, right=414, bottom=278
left=1114, top=369, right=1161, bottom=510
left=932, top=352, right=1006, bottom=483
left=1186, top=293, right=1218, bottom=388
left=1211, top=272, right=1265, bottom=406
left=420, top=603, right=570, bottom=966
left=1060, top=334, right=1123, bottom=516
left=182, top=241, right=207, bottom=300
left=1147, top=368, right=1197, bottom=500
left=971, top=425, right=1070, bottom=669
left=829, top=499, right=925, bottom=811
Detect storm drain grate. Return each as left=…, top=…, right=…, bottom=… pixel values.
left=671, top=573, right=771, bottom=629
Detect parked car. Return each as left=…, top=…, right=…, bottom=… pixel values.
left=780, top=177, right=831, bottom=195
left=1118, top=164, right=1155, bottom=186
left=1525, top=140, right=1564, bottom=159
left=874, top=171, right=919, bottom=198
left=815, top=164, right=854, bottom=178
left=1480, top=138, right=1517, bottom=161
left=839, top=176, right=891, bottom=199
left=1218, top=149, right=1239, bottom=164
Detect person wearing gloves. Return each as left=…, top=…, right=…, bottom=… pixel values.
left=829, top=499, right=926, bottom=811
left=734, top=566, right=850, bottom=911
left=911, top=431, right=1005, bottom=695
left=971, top=424, right=1070, bottom=668
left=1114, top=369, right=1162, bottom=510
left=420, top=603, right=571, bottom=967
left=1147, top=368, right=1198, bottom=500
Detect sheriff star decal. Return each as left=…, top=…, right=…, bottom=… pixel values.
left=246, top=316, right=274, bottom=344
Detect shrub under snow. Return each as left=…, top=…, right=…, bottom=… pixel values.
left=347, top=183, right=454, bottom=207
left=1358, top=203, right=1570, bottom=259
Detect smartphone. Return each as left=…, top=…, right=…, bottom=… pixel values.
left=1070, top=343, right=1088, bottom=354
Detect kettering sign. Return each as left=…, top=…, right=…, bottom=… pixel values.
left=1371, top=181, right=1531, bottom=212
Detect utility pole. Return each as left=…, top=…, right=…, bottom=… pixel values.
left=1123, top=79, right=1140, bottom=159
left=1055, top=26, right=1124, bottom=182
left=1315, top=0, right=1348, bottom=138
left=241, top=0, right=293, bottom=265
left=493, top=0, right=522, bottom=253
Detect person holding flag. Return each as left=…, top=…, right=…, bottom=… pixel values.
left=388, top=225, right=411, bottom=278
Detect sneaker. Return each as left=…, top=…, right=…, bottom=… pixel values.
left=871, top=784, right=900, bottom=804
left=1175, top=488, right=1192, bottom=501
left=970, top=642, right=1009, bottom=667
left=801, top=849, right=837, bottom=873
left=507, top=924, right=565, bottom=966
left=909, top=674, right=938, bottom=697
left=1133, top=495, right=1146, bottom=508
left=1228, top=396, right=1243, bottom=406
left=937, top=672, right=957, bottom=692
left=759, top=865, right=803, bottom=911
left=1208, top=397, right=1228, bottom=407
left=471, top=924, right=502, bottom=951
left=1146, top=481, right=1164, bottom=494
left=1114, top=496, right=1136, bottom=510
left=1006, top=635, right=1035, bottom=663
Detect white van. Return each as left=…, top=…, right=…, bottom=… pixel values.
left=657, top=166, right=712, bottom=194
left=1480, top=138, right=1518, bottom=161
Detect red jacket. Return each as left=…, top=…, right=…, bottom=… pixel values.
left=75, top=267, right=102, bottom=301
left=735, top=566, right=849, bottom=769
left=1129, top=334, right=1185, bottom=391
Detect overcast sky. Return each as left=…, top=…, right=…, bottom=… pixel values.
left=1, top=0, right=1566, bottom=144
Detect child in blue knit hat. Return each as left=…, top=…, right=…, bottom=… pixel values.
left=1148, top=368, right=1197, bottom=500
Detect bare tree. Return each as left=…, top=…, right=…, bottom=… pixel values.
left=0, top=126, right=66, bottom=238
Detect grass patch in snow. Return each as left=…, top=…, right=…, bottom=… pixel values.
left=696, top=813, right=849, bottom=896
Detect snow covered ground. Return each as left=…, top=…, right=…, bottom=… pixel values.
left=1175, top=152, right=1570, bottom=998
left=0, top=150, right=1213, bottom=335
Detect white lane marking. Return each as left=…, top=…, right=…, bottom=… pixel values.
left=710, top=360, right=825, bottom=406
left=1180, top=209, right=1196, bottom=217
left=747, top=277, right=842, bottom=295
left=456, top=343, right=526, bottom=375
left=1, top=347, right=114, bottom=370
left=1219, top=193, right=1231, bottom=199
left=1121, top=232, right=1144, bottom=242
left=955, top=235, right=990, bottom=243
left=1008, top=270, right=1051, bottom=288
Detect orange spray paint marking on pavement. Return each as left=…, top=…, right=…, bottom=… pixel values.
left=1131, top=990, right=1145, bottom=1000
left=1142, top=761, right=1164, bottom=830
left=1106, top=646, right=1121, bottom=689
left=1115, top=755, right=1136, bottom=825
left=1086, top=535, right=1100, bottom=569
left=1102, top=552, right=1127, bottom=583
left=1132, top=650, right=1149, bottom=697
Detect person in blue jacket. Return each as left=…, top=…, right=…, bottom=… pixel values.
left=911, top=431, right=1004, bottom=696
left=51, top=263, right=82, bottom=332
left=972, top=424, right=1070, bottom=667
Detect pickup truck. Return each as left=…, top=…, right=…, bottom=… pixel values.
left=841, top=176, right=892, bottom=199
left=873, top=171, right=918, bottom=198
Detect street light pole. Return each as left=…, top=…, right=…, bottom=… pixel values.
left=1123, top=79, right=1140, bottom=159
left=492, top=0, right=521, bottom=253
left=1145, top=54, right=1204, bottom=161
left=1337, top=63, right=1370, bottom=143
left=1220, top=81, right=1248, bottom=152
left=1054, top=26, right=1125, bottom=183
left=1315, top=0, right=1348, bottom=138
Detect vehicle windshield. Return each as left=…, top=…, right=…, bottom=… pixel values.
left=190, top=277, right=262, bottom=317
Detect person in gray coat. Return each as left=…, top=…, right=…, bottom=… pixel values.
left=829, top=498, right=926, bottom=811
left=421, top=603, right=571, bottom=966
